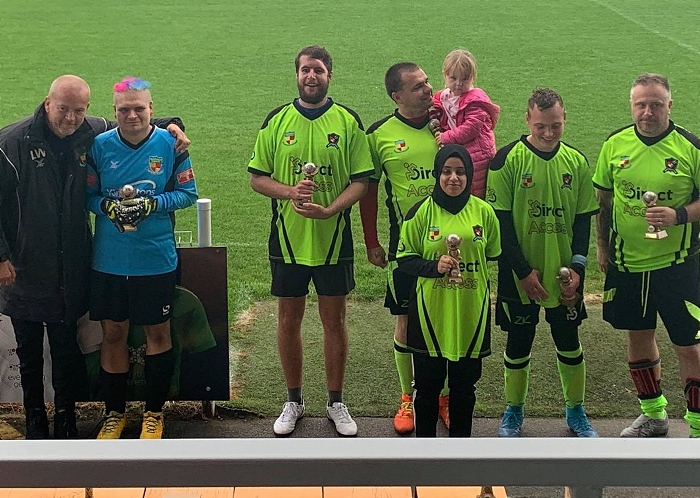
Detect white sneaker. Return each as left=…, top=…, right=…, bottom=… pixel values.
left=326, top=402, right=358, bottom=436
left=273, top=401, right=305, bottom=436
left=620, top=413, right=669, bottom=437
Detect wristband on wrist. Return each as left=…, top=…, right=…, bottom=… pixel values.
left=674, top=206, right=688, bottom=225
left=571, top=254, right=588, bottom=268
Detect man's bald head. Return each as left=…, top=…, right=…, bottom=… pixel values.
left=47, top=75, right=91, bottom=100
left=44, top=75, right=91, bottom=138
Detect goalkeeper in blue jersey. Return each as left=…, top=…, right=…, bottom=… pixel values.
left=86, top=77, right=198, bottom=440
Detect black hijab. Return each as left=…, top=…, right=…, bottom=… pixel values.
left=431, top=144, right=474, bottom=215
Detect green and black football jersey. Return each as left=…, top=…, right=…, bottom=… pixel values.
left=367, top=111, right=439, bottom=260
left=487, top=137, right=599, bottom=308
left=248, top=99, right=373, bottom=266
left=397, top=197, right=501, bottom=361
left=593, top=123, right=700, bottom=272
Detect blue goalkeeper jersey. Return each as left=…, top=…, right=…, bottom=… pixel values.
left=86, top=127, right=198, bottom=276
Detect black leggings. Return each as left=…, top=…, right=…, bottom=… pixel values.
left=413, top=353, right=483, bottom=437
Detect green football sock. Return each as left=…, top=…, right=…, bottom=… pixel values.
left=556, top=345, right=585, bottom=408
left=504, top=353, right=530, bottom=406
left=640, top=395, right=667, bottom=419
left=394, top=340, right=414, bottom=396
left=684, top=410, right=700, bottom=437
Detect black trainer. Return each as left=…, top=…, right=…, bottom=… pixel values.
left=54, top=408, right=78, bottom=439
left=25, top=408, right=49, bottom=439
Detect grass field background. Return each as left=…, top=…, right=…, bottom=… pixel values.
left=1, top=0, right=699, bottom=418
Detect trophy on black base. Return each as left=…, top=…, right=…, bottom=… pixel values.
left=296, top=162, right=319, bottom=207
left=445, top=233, right=463, bottom=284
left=557, top=267, right=581, bottom=308
left=642, top=191, right=668, bottom=239
left=428, top=106, right=443, bottom=148
left=118, top=184, right=138, bottom=232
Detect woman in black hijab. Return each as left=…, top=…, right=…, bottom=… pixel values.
left=397, top=144, right=501, bottom=438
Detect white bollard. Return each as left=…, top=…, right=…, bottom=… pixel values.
left=197, top=198, right=212, bottom=248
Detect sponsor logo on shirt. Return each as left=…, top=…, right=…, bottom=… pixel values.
left=326, top=133, right=340, bottom=149
left=395, top=139, right=408, bottom=153
left=177, top=168, right=195, bottom=184
left=149, top=156, right=163, bottom=175
left=284, top=131, right=297, bottom=146
left=106, top=180, right=157, bottom=198
left=521, top=173, right=534, bottom=188
left=561, top=173, right=572, bottom=189
left=621, top=180, right=674, bottom=201
left=404, top=163, right=434, bottom=181
left=663, top=157, right=678, bottom=174
left=618, top=155, right=631, bottom=169
left=485, top=186, right=497, bottom=203
left=528, top=200, right=565, bottom=218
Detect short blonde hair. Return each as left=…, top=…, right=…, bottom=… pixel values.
left=442, top=49, right=477, bottom=84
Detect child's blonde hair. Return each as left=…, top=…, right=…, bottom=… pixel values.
left=442, top=49, right=477, bottom=85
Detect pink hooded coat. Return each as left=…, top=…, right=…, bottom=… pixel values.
left=433, top=87, right=500, bottom=199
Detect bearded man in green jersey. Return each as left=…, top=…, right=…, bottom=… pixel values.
left=248, top=46, right=373, bottom=437
left=594, top=73, right=700, bottom=438
left=487, top=88, right=599, bottom=438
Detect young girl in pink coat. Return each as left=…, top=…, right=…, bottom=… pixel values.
left=432, top=49, right=500, bottom=199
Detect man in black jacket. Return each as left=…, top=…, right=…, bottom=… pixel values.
left=0, top=75, right=188, bottom=439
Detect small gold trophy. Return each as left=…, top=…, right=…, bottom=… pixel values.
left=118, top=184, right=138, bottom=232
left=557, top=267, right=581, bottom=308
left=445, top=233, right=463, bottom=284
left=428, top=106, right=443, bottom=148
left=642, top=191, right=668, bottom=240
left=296, top=162, right=319, bottom=207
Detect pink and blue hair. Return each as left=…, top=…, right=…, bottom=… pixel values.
left=113, top=77, right=151, bottom=93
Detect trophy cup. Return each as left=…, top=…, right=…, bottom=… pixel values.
left=445, top=233, right=463, bottom=284
left=428, top=106, right=443, bottom=148
left=118, top=184, right=138, bottom=232
left=557, top=267, right=581, bottom=308
left=642, top=191, right=668, bottom=240
left=296, top=162, right=319, bottom=207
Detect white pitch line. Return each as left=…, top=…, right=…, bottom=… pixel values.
left=589, top=0, right=700, bottom=58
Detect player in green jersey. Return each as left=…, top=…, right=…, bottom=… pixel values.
left=359, top=62, right=443, bottom=434
left=397, top=144, right=500, bottom=437
left=248, top=46, right=373, bottom=437
left=594, top=73, right=700, bottom=438
left=487, top=88, right=599, bottom=438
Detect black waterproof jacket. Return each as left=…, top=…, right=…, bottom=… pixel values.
left=0, top=104, right=182, bottom=323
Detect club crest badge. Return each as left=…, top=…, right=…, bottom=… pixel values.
left=561, top=173, right=573, bottom=189
left=521, top=173, right=534, bottom=188
left=663, top=157, right=678, bottom=174
left=149, top=156, right=163, bottom=174
left=326, top=133, right=340, bottom=149
left=472, top=225, right=483, bottom=242
left=284, top=131, right=296, bottom=146
left=395, top=139, right=408, bottom=153
left=428, top=226, right=441, bottom=241
left=618, top=155, right=631, bottom=169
